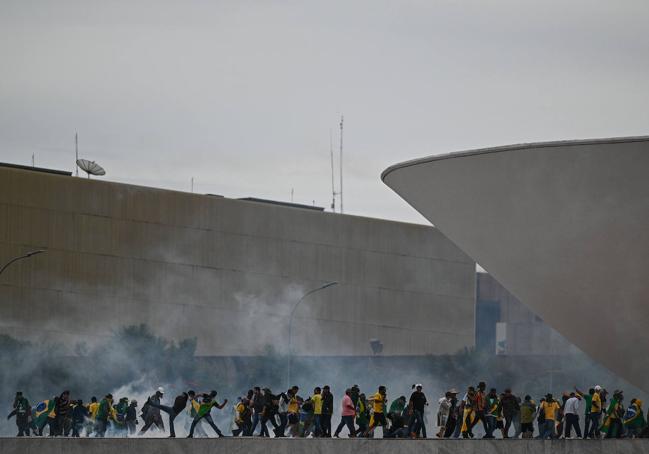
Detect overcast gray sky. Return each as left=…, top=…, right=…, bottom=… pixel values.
left=1, top=0, right=648, bottom=224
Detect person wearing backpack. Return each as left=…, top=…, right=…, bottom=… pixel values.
left=300, top=396, right=315, bottom=437
left=519, top=395, right=537, bottom=439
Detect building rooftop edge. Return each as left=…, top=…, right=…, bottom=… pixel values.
left=0, top=161, right=433, bottom=230
left=380, top=134, right=649, bottom=182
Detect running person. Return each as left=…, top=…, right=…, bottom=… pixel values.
left=187, top=391, right=228, bottom=438
left=145, top=391, right=193, bottom=437
left=364, top=386, right=388, bottom=437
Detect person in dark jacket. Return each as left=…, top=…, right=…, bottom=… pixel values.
left=7, top=392, right=31, bottom=436
left=145, top=390, right=192, bottom=437
left=139, top=387, right=165, bottom=435
left=52, top=390, right=73, bottom=436
left=126, top=400, right=138, bottom=435
left=443, top=390, right=460, bottom=438
left=71, top=400, right=89, bottom=437
left=250, top=387, right=264, bottom=435
left=260, top=388, right=280, bottom=437
left=500, top=389, right=520, bottom=438
left=321, top=386, right=334, bottom=437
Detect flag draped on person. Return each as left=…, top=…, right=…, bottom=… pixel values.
left=32, top=399, right=55, bottom=429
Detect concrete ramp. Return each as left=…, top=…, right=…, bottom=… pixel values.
left=1, top=437, right=649, bottom=454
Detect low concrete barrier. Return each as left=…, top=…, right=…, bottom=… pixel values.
left=1, top=437, right=649, bottom=454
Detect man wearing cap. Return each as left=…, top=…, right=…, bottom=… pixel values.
left=587, top=386, right=603, bottom=439
left=139, top=387, right=165, bottom=435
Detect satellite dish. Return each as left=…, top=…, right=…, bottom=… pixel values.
left=76, top=159, right=106, bottom=178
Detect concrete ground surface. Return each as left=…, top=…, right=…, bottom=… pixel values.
left=2, top=438, right=649, bottom=454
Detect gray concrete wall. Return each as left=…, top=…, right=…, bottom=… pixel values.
left=1, top=437, right=647, bottom=454
left=382, top=136, right=649, bottom=389
left=0, top=165, right=475, bottom=356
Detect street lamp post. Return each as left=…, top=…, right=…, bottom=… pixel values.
left=287, top=281, right=337, bottom=389
left=0, top=250, right=46, bottom=277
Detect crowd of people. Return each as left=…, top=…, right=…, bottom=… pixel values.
left=6, top=382, right=649, bottom=439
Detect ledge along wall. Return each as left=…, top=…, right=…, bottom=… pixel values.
left=1, top=437, right=648, bottom=454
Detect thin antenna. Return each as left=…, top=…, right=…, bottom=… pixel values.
left=291, top=188, right=294, bottom=203
left=330, top=129, right=336, bottom=213
left=339, top=115, right=344, bottom=214
left=191, top=177, right=194, bottom=193
left=32, top=153, right=35, bottom=167
left=75, top=132, right=79, bottom=177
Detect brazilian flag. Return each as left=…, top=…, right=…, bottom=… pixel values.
left=33, top=400, right=55, bottom=429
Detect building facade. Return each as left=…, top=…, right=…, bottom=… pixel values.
left=382, top=135, right=649, bottom=391
left=0, top=164, right=476, bottom=357
left=476, top=272, right=578, bottom=356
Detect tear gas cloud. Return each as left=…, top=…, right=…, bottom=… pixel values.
left=1, top=283, right=647, bottom=437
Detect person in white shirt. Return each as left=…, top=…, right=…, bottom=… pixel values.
left=563, top=392, right=582, bottom=438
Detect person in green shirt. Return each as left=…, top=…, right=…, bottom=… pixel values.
left=7, top=392, right=31, bottom=436
left=602, top=391, right=624, bottom=438
left=389, top=395, right=407, bottom=424
left=519, top=395, right=536, bottom=438
left=575, top=387, right=594, bottom=439
left=389, top=396, right=406, bottom=415
left=624, top=399, right=645, bottom=438
left=356, top=394, right=369, bottom=436
left=95, top=394, right=114, bottom=438
left=113, top=397, right=129, bottom=437
left=187, top=391, right=228, bottom=438
left=483, top=388, right=499, bottom=439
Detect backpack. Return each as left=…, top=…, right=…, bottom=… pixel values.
left=302, top=400, right=314, bottom=412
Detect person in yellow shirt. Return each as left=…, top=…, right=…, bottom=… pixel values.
left=86, top=396, right=99, bottom=435
left=588, top=386, right=603, bottom=439
left=364, top=386, right=388, bottom=437
left=539, top=394, right=560, bottom=439
left=286, top=386, right=303, bottom=438
left=312, top=387, right=323, bottom=437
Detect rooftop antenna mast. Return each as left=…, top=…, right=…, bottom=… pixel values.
left=330, top=129, right=337, bottom=212
left=339, top=115, right=344, bottom=214
left=75, top=132, right=79, bottom=177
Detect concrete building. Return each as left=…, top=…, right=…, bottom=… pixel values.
left=382, top=136, right=649, bottom=391
left=476, top=272, right=578, bottom=357
left=0, top=163, right=475, bottom=357
left=2, top=437, right=648, bottom=453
